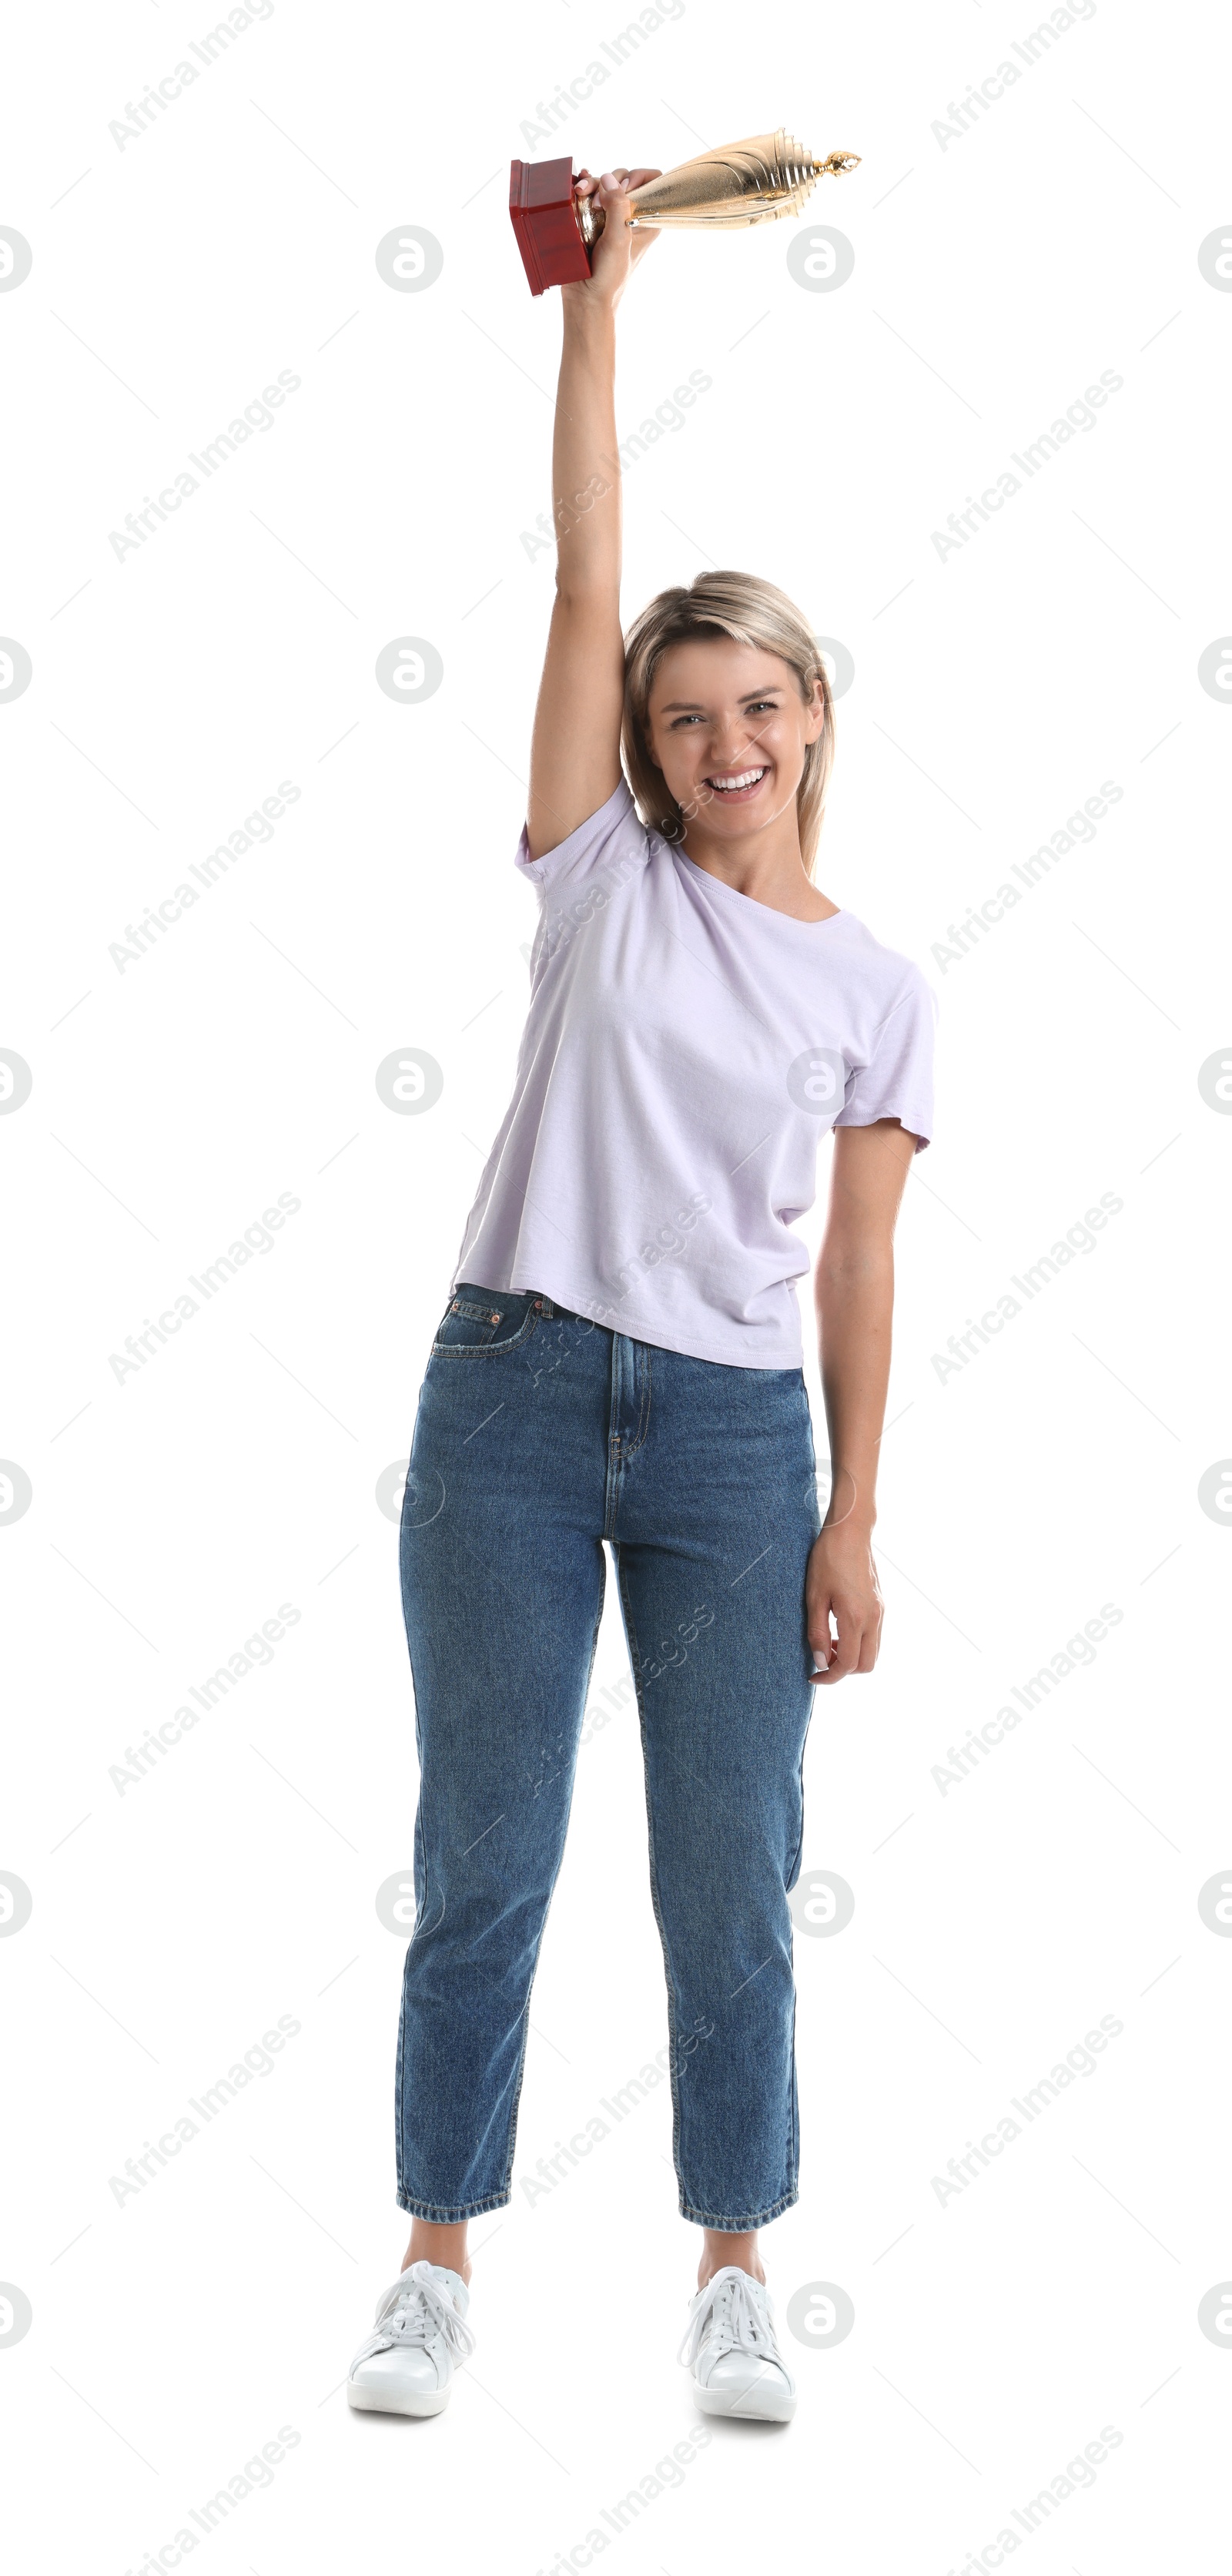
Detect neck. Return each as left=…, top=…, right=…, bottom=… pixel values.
left=680, top=809, right=837, bottom=922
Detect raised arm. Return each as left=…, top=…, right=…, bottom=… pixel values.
left=525, top=166, right=660, bottom=861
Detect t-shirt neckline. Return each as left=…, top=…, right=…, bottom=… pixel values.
left=671, top=842, right=845, bottom=931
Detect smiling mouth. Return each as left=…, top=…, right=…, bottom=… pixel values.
left=705, top=765, right=768, bottom=800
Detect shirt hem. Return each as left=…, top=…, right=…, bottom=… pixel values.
left=514, top=775, right=638, bottom=879
left=835, top=1103, right=932, bottom=1152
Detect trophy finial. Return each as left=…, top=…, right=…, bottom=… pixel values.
left=624, top=132, right=862, bottom=230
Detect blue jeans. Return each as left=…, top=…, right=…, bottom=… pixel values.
left=396, top=1285, right=823, bottom=2230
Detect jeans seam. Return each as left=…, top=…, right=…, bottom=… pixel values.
left=678, top=2188, right=798, bottom=2229
left=494, top=1546, right=608, bottom=2202
left=787, top=1988, right=798, bottom=2194
left=620, top=1337, right=652, bottom=1461
left=785, top=1730, right=811, bottom=1893
left=396, top=2189, right=512, bottom=2221
left=603, top=1341, right=623, bottom=1539
left=617, top=1549, right=685, bottom=2206
left=430, top=1308, right=544, bottom=1360
left=397, top=1458, right=433, bottom=2210
left=497, top=2006, right=535, bottom=2203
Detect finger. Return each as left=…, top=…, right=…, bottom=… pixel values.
left=806, top=1597, right=834, bottom=1671
left=816, top=1616, right=863, bottom=1685
left=624, top=167, right=663, bottom=190
left=856, top=1614, right=884, bottom=1674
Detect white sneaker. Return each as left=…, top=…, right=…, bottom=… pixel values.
left=678, top=2266, right=797, bottom=2422
left=346, top=2260, right=475, bottom=2417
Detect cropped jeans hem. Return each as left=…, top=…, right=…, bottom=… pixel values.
left=679, top=2186, right=798, bottom=2231
left=396, top=2188, right=511, bottom=2223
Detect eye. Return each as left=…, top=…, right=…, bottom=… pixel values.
left=746, top=699, right=778, bottom=714
left=668, top=712, right=705, bottom=728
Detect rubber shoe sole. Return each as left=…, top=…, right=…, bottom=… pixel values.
left=693, top=2373, right=796, bottom=2423
left=346, top=2376, right=452, bottom=2417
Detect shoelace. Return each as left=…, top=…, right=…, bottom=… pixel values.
left=351, top=2262, right=476, bottom=2370
left=677, top=2269, right=779, bottom=2372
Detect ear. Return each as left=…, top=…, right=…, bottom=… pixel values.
left=802, top=675, right=829, bottom=744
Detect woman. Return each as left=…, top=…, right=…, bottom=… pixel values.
left=347, top=166, right=935, bottom=2424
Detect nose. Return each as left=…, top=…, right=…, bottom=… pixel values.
left=709, top=722, right=755, bottom=767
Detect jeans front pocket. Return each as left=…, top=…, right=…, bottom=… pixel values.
left=431, top=1284, right=550, bottom=1358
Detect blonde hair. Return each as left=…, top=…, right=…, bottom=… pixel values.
left=621, top=570, right=835, bottom=874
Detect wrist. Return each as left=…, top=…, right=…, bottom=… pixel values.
left=821, top=1475, right=876, bottom=1537
left=821, top=1462, right=876, bottom=1538
left=561, top=289, right=618, bottom=339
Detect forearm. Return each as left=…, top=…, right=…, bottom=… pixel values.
left=815, top=1250, right=895, bottom=1536
left=553, top=301, right=621, bottom=598
left=526, top=166, right=658, bottom=857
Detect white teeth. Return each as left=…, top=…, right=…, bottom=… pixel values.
left=708, top=767, right=766, bottom=792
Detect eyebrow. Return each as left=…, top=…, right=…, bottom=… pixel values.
left=658, top=688, right=785, bottom=711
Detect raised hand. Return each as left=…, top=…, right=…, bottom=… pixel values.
left=564, top=166, right=662, bottom=310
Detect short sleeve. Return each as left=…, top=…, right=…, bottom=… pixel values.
left=515, top=776, right=650, bottom=903
left=835, top=966, right=936, bottom=1152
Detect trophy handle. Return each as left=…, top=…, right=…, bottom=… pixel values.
left=576, top=191, right=605, bottom=252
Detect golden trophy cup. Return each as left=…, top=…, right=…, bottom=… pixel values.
left=510, top=129, right=860, bottom=294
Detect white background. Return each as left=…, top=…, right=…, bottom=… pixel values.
left=2, top=2, right=1230, bottom=2569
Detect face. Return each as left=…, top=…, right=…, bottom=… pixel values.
left=644, top=637, right=825, bottom=841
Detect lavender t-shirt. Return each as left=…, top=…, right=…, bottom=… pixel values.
left=453, top=780, right=936, bottom=1368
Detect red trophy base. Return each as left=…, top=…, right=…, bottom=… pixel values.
left=509, top=157, right=592, bottom=295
